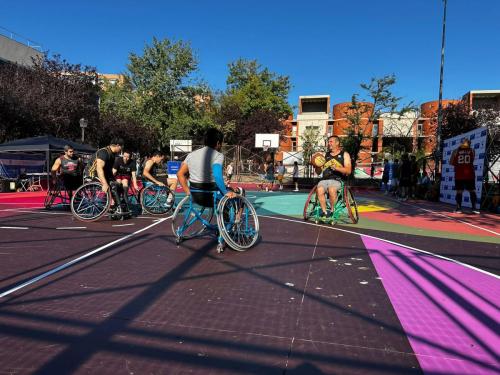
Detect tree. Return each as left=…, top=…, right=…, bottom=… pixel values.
left=300, top=126, right=325, bottom=177
left=342, top=75, right=414, bottom=171
left=218, top=59, right=292, bottom=146
left=125, top=37, right=203, bottom=146
left=0, top=54, right=99, bottom=143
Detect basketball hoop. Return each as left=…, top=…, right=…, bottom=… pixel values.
left=263, top=145, right=269, bottom=153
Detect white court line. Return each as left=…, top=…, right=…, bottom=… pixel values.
left=0, top=215, right=171, bottom=299
left=112, top=223, right=135, bottom=227
left=56, top=227, right=87, bottom=230
left=0, top=208, right=71, bottom=216
left=398, top=200, right=499, bottom=236
left=0, top=226, right=29, bottom=230
left=259, top=215, right=500, bottom=280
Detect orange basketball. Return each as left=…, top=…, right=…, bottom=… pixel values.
left=311, top=152, right=326, bottom=168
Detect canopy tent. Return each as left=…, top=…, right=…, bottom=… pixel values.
left=0, top=135, right=95, bottom=153
left=0, top=135, right=95, bottom=184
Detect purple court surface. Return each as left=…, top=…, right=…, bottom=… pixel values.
left=0, top=190, right=498, bottom=374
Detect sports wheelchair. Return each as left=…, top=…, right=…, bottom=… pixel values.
left=44, top=177, right=72, bottom=210
left=171, top=187, right=259, bottom=253
left=303, top=180, right=359, bottom=225
left=139, top=182, right=175, bottom=215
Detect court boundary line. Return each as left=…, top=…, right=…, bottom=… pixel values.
left=0, top=216, right=171, bottom=299
left=259, top=215, right=500, bottom=280
left=398, top=200, right=499, bottom=236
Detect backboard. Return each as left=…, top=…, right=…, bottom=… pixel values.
left=255, top=134, right=280, bottom=149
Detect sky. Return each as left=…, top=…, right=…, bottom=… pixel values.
left=1, top=0, right=499, bottom=114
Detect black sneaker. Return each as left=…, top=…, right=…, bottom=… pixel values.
left=326, top=210, right=334, bottom=218
left=454, top=207, right=462, bottom=213
left=319, top=211, right=327, bottom=219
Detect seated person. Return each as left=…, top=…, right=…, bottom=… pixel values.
left=314, top=135, right=352, bottom=218
left=113, top=149, right=139, bottom=210
left=141, top=150, right=176, bottom=205
left=177, top=128, right=236, bottom=206
left=86, top=138, right=124, bottom=209
left=51, top=145, right=83, bottom=200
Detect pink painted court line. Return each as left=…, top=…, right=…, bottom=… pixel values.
left=361, top=236, right=500, bottom=375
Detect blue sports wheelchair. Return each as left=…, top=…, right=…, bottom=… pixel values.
left=171, top=183, right=260, bottom=253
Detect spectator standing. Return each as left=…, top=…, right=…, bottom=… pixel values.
left=409, top=155, right=419, bottom=199
left=276, top=161, right=285, bottom=190
left=398, top=154, right=411, bottom=201
left=226, top=162, right=234, bottom=183
left=381, top=159, right=389, bottom=194
left=449, top=138, right=479, bottom=214
left=293, top=161, right=299, bottom=191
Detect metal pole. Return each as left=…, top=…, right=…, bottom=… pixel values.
left=81, top=127, right=85, bottom=144
left=435, top=0, right=447, bottom=179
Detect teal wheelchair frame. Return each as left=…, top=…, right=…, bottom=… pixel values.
left=171, top=188, right=259, bottom=253
left=303, top=180, right=359, bottom=224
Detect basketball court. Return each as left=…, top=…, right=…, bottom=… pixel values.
left=0, top=188, right=498, bottom=374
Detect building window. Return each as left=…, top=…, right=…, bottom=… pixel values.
left=417, top=123, right=423, bottom=137
left=291, top=137, right=297, bottom=151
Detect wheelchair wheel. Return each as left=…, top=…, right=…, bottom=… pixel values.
left=303, top=185, right=318, bottom=220
left=70, top=182, right=110, bottom=222
left=344, top=187, right=359, bottom=224
left=172, top=196, right=214, bottom=242
left=217, top=195, right=259, bottom=251
left=127, top=189, right=142, bottom=216
left=140, top=185, right=173, bottom=215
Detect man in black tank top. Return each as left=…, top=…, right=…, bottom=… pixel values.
left=50, top=145, right=83, bottom=199
left=314, top=135, right=352, bottom=218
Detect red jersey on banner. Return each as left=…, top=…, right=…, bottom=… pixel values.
left=450, top=147, right=475, bottom=180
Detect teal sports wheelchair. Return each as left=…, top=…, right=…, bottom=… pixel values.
left=171, top=184, right=259, bottom=253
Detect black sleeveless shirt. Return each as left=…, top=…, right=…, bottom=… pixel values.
left=322, top=150, right=346, bottom=181
left=60, top=156, right=80, bottom=177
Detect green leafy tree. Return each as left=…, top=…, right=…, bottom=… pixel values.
left=300, top=126, right=326, bottom=177
left=125, top=37, right=201, bottom=146
left=218, top=59, right=293, bottom=146
left=343, top=75, right=415, bottom=172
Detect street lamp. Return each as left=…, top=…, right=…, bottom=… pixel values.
left=79, top=118, right=88, bottom=143
left=435, top=0, right=448, bottom=179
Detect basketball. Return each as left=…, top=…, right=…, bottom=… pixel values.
left=311, top=152, right=326, bottom=168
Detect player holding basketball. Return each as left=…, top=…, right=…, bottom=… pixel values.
left=313, top=135, right=352, bottom=218
left=449, top=138, right=479, bottom=214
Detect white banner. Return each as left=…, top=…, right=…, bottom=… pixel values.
left=440, top=127, right=488, bottom=208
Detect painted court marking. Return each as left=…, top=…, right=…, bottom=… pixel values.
left=362, top=236, right=500, bottom=374
left=0, top=216, right=170, bottom=299
left=259, top=215, right=500, bottom=280
left=396, top=199, right=499, bottom=237
left=0, top=226, right=29, bottom=230
left=56, top=227, right=87, bottom=230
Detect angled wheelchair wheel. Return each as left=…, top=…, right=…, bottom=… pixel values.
left=70, top=182, right=110, bottom=222
left=140, top=185, right=174, bottom=215
left=344, top=186, right=359, bottom=224
left=127, top=189, right=142, bottom=216
left=44, top=186, right=59, bottom=210
left=172, top=196, right=214, bottom=242
left=303, top=185, right=318, bottom=220
left=217, top=195, right=259, bottom=251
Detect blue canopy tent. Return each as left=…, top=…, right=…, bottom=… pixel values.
left=0, top=135, right=95, bottom=189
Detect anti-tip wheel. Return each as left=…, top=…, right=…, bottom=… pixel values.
left=217, top=243, right=225, bottom=253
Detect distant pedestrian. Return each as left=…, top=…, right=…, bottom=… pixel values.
left=409, top=155, right=419, bottom=198
left=370, top=163, right=375, bottom=179
left=381, top=159, right=389, bottom=194
left=276, top=161, right=285, bottom=190
left=226, top=161, right=234, bottom=183
left=450, top=138, right=479, bottom=214
left=398, top=154, right=411, bottom=200
left=293, top=161, right=299, bottom=191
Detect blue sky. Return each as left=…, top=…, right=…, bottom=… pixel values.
left=1, top=0, right=499, bottom=113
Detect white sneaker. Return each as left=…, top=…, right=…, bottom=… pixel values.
left=294, top=189, right=299, bottom=192
left=472, top=209, right=480, bottom=214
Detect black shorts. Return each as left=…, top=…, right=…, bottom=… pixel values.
left=455, top=179, right=475, bottom=191
left=62, top=174, right=81, bottom=191
left=293, top=177, right=298, bottom=183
